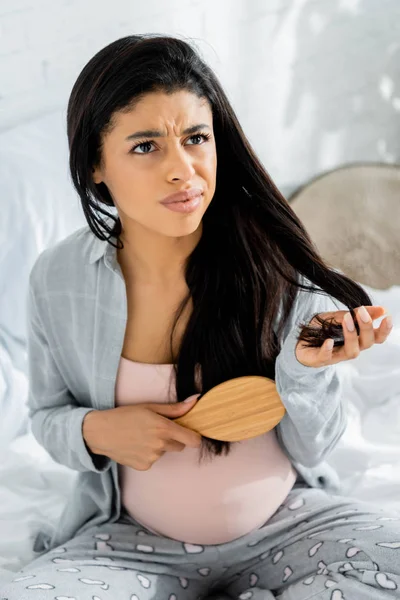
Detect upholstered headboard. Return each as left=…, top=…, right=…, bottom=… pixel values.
left=289, top=163, right=400, bottom=290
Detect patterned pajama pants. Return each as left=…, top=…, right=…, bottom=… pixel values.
left=1, top=485, right=400, bottom=599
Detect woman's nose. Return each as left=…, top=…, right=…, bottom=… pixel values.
left=165, top=146, right=196, bottom=182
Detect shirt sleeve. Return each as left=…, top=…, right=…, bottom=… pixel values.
left=26, top=265, right=111, bottom=473
left=274, top=278, right=347, bottom=467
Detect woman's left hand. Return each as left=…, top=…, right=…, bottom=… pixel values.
left=296, top=305, right=393, bottom=368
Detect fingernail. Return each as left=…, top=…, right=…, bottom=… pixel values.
left=386, top=315, right=393, bottom=329
left=344, top=312, right=355, bottom=331
left=326, top=339, right=334, bottom=350
left=358, top=305, right=370, bottom=323
left=184, top=394, right=200, bottom=403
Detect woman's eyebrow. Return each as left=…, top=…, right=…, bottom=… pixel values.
left=125, top=123, right=210, bottom=141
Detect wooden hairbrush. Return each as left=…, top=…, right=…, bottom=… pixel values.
left=174, top=376, right=285, bottom=442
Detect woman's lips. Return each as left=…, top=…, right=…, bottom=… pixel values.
left=161, top=193, right=202, bottom=213
left=160, top=187, right=203, bottom=204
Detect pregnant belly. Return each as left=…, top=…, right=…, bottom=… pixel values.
left=119, top=430, right=297, bottom=544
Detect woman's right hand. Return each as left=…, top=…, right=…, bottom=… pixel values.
left=82, top=396, right=201, bottom=471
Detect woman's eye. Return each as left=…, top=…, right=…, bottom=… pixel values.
left=129, top=133, right=210, bottom=155
left=130, top=141, right=154, bottom=154
left=186, top=133, right=210, bottom=145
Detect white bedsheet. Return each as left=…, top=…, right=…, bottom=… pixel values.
left=0, top=284, right=399, bottom=581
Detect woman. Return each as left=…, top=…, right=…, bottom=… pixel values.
left=2, top=34, right=399, bottom=600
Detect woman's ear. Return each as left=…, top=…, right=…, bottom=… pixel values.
left=92, top=166, right=103, bottom=184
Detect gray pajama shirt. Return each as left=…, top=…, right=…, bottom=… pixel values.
left=1, top=223, right=399, bottom=599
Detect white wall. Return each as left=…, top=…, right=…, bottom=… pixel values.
left=1, top=0, right=399, bottom=194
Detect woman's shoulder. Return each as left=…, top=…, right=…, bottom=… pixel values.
left=28, top=224, right=101, bottom=295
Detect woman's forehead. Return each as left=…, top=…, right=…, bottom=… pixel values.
left=110, top=91, right=212, bottom=134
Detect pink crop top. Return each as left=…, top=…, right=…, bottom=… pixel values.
left=115, top=357, right=297, bottom=545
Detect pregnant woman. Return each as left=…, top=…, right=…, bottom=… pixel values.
left=1, top=34, right=399, bottom=600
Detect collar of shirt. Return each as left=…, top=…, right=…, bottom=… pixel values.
left=89, top=234, right=108, bottom=264
left=88, top=216, right=120, bottom=266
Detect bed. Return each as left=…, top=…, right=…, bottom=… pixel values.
left=1, top=114, right=399, bottom=583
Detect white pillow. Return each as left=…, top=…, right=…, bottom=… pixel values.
left=0, top=110, right=86, bottom=445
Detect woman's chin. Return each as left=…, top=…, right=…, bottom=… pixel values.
left=159, top=216, right=203, bottom=238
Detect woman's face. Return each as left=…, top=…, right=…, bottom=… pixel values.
left=92, top=90, right=217, bottom=239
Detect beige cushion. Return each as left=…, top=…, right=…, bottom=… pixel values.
left=289, top=164, right=400, bottom=289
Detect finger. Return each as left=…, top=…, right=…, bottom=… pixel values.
left=148, top=397, right=199, bottom=417
left=342, top=311, right=360, bottom=360
left=355, top=306, right=375, bottom=350
left=374, top=314, right=393, bottom=344
left=363, top=305, right=386, bottom=318
left=318, top=337, right=335, bottom=364
left=163, top=439, right=186, bottom=453
left=316, top=305, right=386, bottom=325
left=297, top=337, right=336, bottom=368
left=165, top=419, right=202, bottom=448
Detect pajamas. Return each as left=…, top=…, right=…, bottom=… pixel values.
left=2, top=485, right=400, bottom=600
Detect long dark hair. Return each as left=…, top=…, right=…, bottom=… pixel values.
left=67, top=34, right=372, bottom=459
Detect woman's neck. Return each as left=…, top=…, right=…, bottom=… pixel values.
left=117, top=222, right=202, bottom=286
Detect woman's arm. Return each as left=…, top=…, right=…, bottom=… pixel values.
left=26, top=268, right=111, bottom=473
left=274, top=278, right=346, bottom=467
